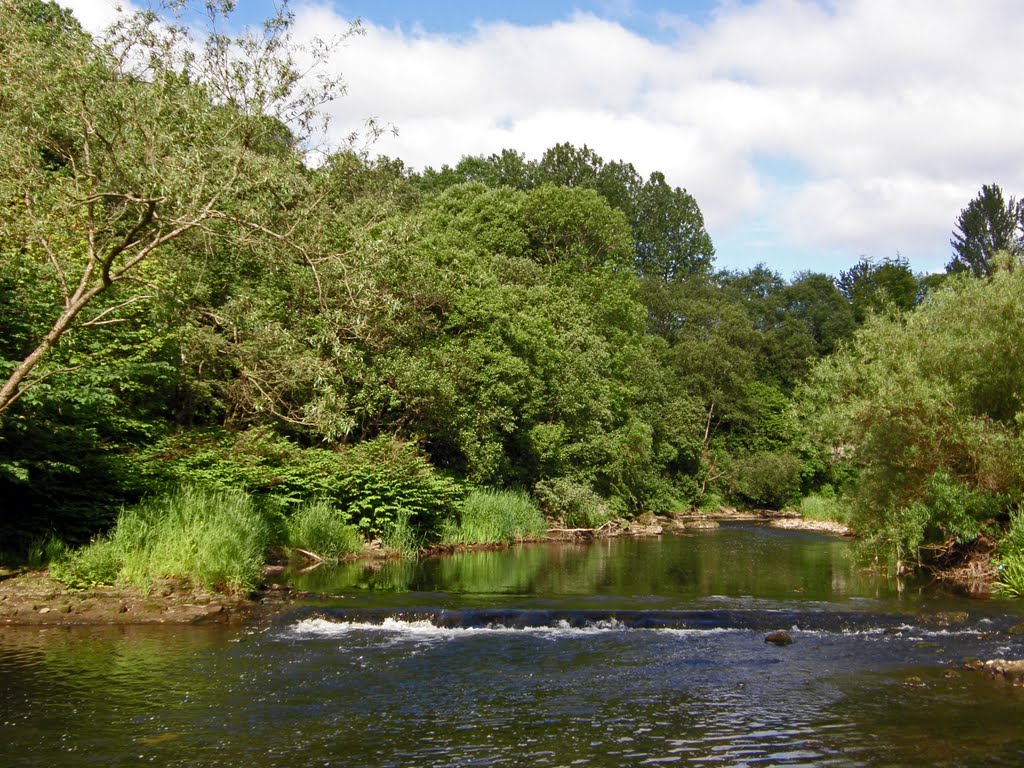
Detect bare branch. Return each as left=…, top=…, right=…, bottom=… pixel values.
left=80, top=295, right=154, bottom=327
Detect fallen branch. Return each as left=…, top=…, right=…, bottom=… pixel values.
left=293, top=547, right=325, bottom=563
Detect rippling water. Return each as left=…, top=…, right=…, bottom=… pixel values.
left=2, top=523, right=1024, bottom=767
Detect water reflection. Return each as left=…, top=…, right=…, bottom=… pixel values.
left=287, top=523, right=902, bottom=605
left=3, top=523, right=1024, bottom=768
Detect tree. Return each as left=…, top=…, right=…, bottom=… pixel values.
left=633, top=172, right=715, bottom=282
left=837, top=256, right=920, bottom=323
left=948, top=183, right=1023, bottom=278
left=800, top=268, right=1024, bottom=570
left=0, top=0, right=352, bottom=416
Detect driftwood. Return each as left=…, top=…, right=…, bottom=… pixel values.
left=293, top=547, right=325, bottom=563
left=546, top=521, right=616, bottom=537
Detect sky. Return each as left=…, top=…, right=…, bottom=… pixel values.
left=61, top=0, right=1024, bottom=278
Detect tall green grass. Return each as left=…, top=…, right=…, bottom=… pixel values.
left=994, top=512, right=1024, bottom=598
left=797, top=493, right=850, bottom=524
left=52, top=485, right=271, bottom=594
left=442, top=489, right=548, bottom=546
left=286, top=500, right=363, bottom=562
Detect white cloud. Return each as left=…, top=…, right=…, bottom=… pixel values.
left=58, top=0, right=132, bottom=33
left=65, top=0, right=1024, bottom=273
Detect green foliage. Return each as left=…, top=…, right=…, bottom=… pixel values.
left=948, top=184, right=1023, bottom=278
left=998, top=511, right=1024, bottom=558
left=442, top=489, right=548, bottom=546
left=336, top=438, right=463, bottom=547
left=533, top=477, right=614, bottom=529
left=286, top=500, right=363, bottom=562
left=838, top=256, right=920, bottom=323
left=797, top=493, right=849, bottom=525
left=25, top=535, right=70, bottom=569
left=51, top=485, right=271, bottom=593
left=727, top=451, right=803, bottom=509
left=802, top=266, right=1024, bottom=568
left=143, top=430, right=462, bottom=549
left=50, top=537, right=124, bottom=590
left=992, top=556, right=1024, bottom=599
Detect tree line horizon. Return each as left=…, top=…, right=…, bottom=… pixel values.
left=2, top=0, right=1023, bottom=593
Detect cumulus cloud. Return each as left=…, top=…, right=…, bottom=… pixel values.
left=291, top=0, right=1024, bottom=272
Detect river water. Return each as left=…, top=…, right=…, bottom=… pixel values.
left=2, top=522, right=1023, bottom=767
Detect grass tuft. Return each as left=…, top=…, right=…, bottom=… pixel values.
left=442, top=489, right=548, bottom=546
left=797, top=493, right=850, bottom=524
left=51, top=485, right=270, bottom=594
left=286, top=500, right=363, bottom=562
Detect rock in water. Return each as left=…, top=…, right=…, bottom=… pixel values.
left=984, top=659, right=1024, bottom=686
left=765, top=631, right=793, bottom=646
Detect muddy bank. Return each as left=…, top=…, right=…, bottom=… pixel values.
left=0, top=569, right=278, bottom=627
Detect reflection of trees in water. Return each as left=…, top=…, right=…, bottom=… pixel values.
left=287, top=526, right=895, bottom=601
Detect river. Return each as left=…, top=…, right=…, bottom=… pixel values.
left=2, top=522, right=1023, bottom=766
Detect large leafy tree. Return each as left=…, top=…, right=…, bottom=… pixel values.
left=948, top=183, right=1023, bottom=278
left=801, top=267, right=1024, bottom=569
left=0, top=0, right=351, bottom=416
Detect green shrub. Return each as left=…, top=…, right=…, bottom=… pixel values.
left=852, top=499, right=931, bottom=573
left=727, top=451, right=803, bottom=509
left=286, top=500, right=363, bottom=562
left=533, top=477, right=612, bottom=529
left=26, top=536, right=70, bottom=568
left=51, top=485, right=271, bottom=594
left=338, top=438, right=464, bottom=545
left=50, top=537, right=123, bottom=589
left=697, top=490, right=727, bottom=513
left=442, top=489, right=548, bottom=545
left=141, top=431, right=462, bottom=549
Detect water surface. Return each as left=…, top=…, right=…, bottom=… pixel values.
left=3, top=523, right=1023, bottom=767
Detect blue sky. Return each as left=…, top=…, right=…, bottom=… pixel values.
left=66, top=0, right=1024, bottom=278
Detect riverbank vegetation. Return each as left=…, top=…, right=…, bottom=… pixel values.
left=2, top=1, right=1022, bottom=594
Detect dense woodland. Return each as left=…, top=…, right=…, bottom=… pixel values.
left=2, top=1, right=1023, bottom=594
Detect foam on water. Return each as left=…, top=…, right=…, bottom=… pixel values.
left=287, top=616, right=632, bottom=640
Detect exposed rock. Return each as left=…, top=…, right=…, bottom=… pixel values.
left=1006, top=623, right=1024, bottom=636
left=903, top=676, right=926, bottom=688
left=922, top=611, right=969, bottom=628
left=684, top=519, right=720, bottom=530
left=983, top=659, right=1024, bottom=686
left=765, top=631, right=793, bottom=646
left=769, top=518, right=852, bottom=536
left=962, top=658, right=985, bottom=671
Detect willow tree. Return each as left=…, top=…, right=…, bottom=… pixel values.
left=0, top=0, right=353, bottom=415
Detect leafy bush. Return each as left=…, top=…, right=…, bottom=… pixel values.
left=533, top=477, right=613, bottom=529
left=999, top=511, right=1024, bottom=557
left=338, top=438, right=464, bottom=546
left=727, top=451, right=803, bottom=509
left=286, top=500, right=363, bottom=562
left=697, top=490, right=727, bottom=513
left=141, top=431, right=464, bottom=550
left=442, top=489, right=548, bottom=545
left=800, top=267, right=1024, bottom=572
left=51, top=485, right=271, bottom=594
left=50, top=538, right=123, bottom=589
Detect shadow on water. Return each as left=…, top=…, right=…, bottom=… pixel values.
left=3, top=522, right=1024, bottom=767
